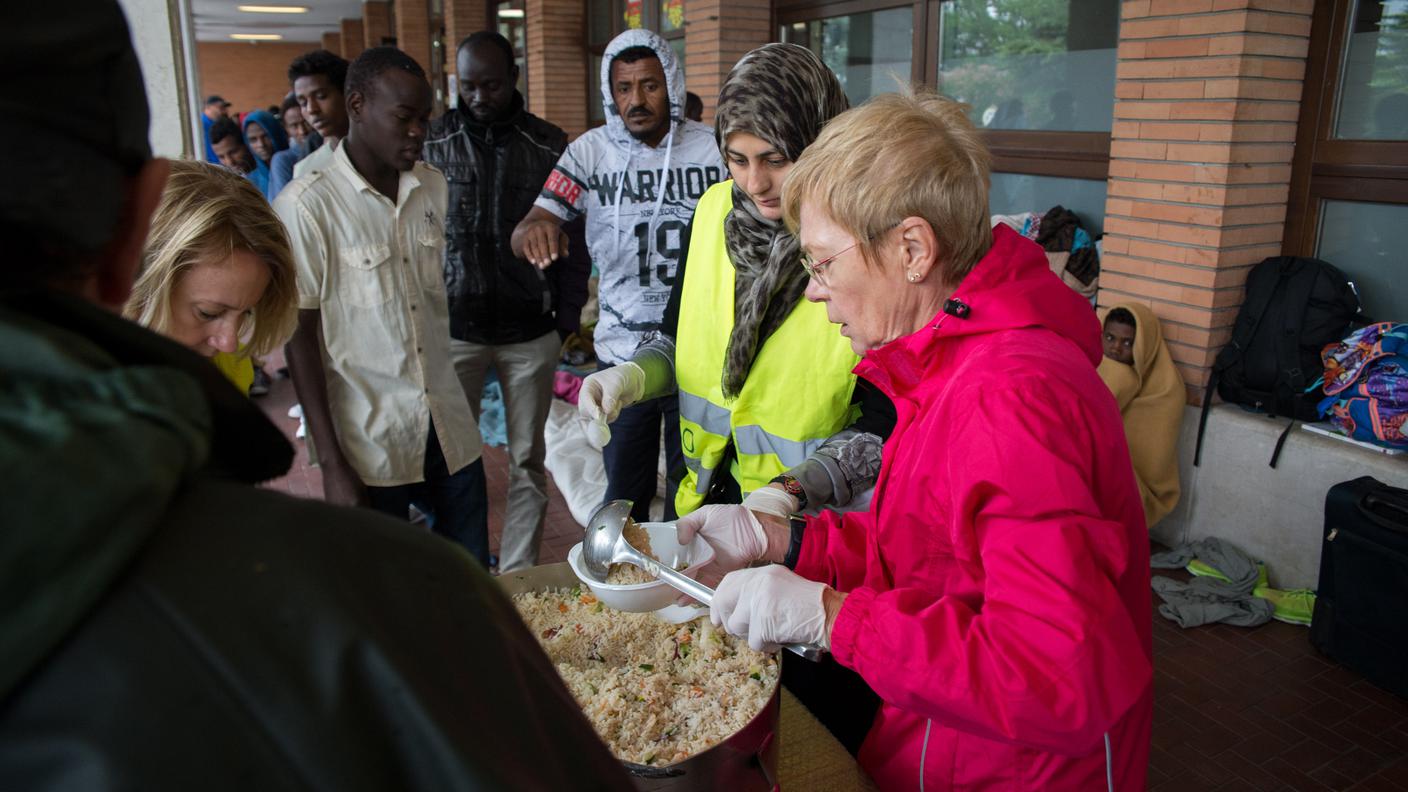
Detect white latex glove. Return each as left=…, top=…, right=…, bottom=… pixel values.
left=675, top=504, right=767, bottom=588
left=576, top=363, right=646, bottom=449
left=712, top=565, right=830, bottom=653
left=741, top=485, right=799, bottom=518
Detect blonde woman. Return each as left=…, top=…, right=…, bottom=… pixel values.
left=124, top=159, right=298, bottom=394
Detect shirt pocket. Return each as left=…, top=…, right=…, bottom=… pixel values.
left=417, top=227, right=447, bottom=294
left=339, top=242, right=393, bottom=307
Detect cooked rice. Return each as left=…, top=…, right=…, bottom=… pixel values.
left=606, top=517, right=657, bottom=585
left=514, top=587, right=779, bottom=766
left=604, top=518, right=686, bottom=585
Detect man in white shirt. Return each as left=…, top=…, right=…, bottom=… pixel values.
left=511, top=29, right=724, bottom=523
left=276, top=47, right=489, bottom=565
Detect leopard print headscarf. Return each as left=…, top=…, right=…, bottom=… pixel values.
left=715, top=43, right=848, bottom=399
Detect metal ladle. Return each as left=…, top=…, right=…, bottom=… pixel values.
left=582, top=499, right=824, bottom=662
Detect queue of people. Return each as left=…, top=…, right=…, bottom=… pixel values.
left=2, top=1, right=1159, bottom=789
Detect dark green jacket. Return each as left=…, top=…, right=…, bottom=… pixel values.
left=0, top=292, right=630, bottom=791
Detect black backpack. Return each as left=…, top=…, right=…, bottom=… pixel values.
left=1195, top=256, right=1363, bottom=467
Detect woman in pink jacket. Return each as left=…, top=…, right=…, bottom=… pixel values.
left=677, top=89, right=1153, bottom=790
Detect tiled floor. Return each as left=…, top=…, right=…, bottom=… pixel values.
left=255, top=352, right=1408, bottom=790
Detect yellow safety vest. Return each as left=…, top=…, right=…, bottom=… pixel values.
left=674, top=181, right=859, bottom=516
left=211, top=351, right=254, bottom=396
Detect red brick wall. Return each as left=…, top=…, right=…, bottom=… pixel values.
left=526, top=0, right=588, bottom=137
left=444, top=0, right=489, bottom=76
left=1100, top=0, right=1314, bottom=403
left=342, top=18, right=366, bottom=59
left=197, top=42, right=311, bottom=116
left=364, top=1, right=393, bottom=49
left=322, top=31, right=342, bottom=55
left=684, top=0, right=770, bottom=124
left=395, top=0, right=433, bottom=73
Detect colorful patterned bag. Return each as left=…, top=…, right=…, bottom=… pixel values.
left=1314, top=322, right=1408, bottom=448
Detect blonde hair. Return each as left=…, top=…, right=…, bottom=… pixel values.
left=782, top=87, right=993, bottom=286
left=125, top=159, right=297, bottom=357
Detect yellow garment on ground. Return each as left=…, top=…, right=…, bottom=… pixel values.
left=1098, top=302, right=1183, bottom=528
left=211, top=351, right=254, bottom=396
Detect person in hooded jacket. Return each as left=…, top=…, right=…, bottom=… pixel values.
left=241, top=109, right=288, bottom=200
left=510, top=28, right=725, bottom=524
left=1099, top=303, right=1185, bottom=529
left=678, top=89, right=1153, bottom=790
left=0, top=4, right=635, bottom=790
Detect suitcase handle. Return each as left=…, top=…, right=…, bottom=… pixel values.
left=1361, top=490, right=1408, bottom=535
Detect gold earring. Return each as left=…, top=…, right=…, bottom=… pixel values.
left=908, top=272, right=919, bottom=282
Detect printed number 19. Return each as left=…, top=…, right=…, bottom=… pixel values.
left=634, top=220, right=685, bottom=287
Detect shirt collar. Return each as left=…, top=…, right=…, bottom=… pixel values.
left=332, top=140, right=423, bottom=202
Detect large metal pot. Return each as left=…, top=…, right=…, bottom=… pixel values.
left=499, top=562, right=781, bottom=791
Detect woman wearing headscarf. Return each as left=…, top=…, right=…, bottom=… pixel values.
left=576, top=43, right=893, bottom=533
left=1098, top=302, right=1184, bottom=528
left=241, top=109, right=289, bottom=200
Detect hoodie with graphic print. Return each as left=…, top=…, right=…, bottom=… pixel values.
left=532, top=29, right=724, bottom=365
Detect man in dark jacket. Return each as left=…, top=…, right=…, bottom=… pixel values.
left=0, top=5, right=631, bottom=789
left=424, top=31, right=584, bottom=572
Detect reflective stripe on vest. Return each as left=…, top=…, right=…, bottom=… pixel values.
left=673, top=180, right=860, bottom=515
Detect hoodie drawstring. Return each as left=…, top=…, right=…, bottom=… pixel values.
left=612, top=121, right=676, bottom=272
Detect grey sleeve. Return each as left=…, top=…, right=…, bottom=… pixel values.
left=785, top=429, right=884, bottom=512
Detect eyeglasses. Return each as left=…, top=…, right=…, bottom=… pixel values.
left=799, top=223, right=901, bottom=286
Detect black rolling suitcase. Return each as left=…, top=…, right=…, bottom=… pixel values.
left=1310, top=476, right=1408, bottom=698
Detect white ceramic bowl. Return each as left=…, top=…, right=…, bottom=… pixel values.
left=566, top=521, right=715, bottom=613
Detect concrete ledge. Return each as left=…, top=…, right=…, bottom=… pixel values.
left=1155, top=404, right=1408, bottom=589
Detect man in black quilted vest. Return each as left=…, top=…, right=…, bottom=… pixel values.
left=424, top=31, right=584, bottom=572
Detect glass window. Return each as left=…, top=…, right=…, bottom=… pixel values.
left=589, top=54, right=605, bottom=125
left=589, top=0, right=615, bottom=46
left=496, top=1, right=527, bottom=96
left=624, top=0, right=644, bottom=29
left=1335, top=0, right=1408, bottom=140
left=670, top=36, right=685, bottom=74
left=989, top=173, right=1108, bottom=235
left=937, top=0, right=1118, bottom=132
left=1316, top=199, right=1408, bottom=320
left=660, top=0, right=684, bottom=34
left=779, top=7, right=913, bottom=106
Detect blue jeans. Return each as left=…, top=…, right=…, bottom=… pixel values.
left=599, top=365, right=682, bottom=523
left=367, top=422, right=489, bottom=567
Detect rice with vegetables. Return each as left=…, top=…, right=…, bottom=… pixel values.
left=603, top=517, right=683, bottom=585
left=514, top=587, right=779, bottom=766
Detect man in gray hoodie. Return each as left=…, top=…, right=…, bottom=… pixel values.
left=512, top=29, right=723, bottom=523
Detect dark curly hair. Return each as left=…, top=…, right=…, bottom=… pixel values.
left=346, top=46, right=426, bottom=100
left=287, top=49, right=349, bottom=91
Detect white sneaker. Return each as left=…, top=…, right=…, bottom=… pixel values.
left=295, top=416, right=306, bottom=440
left=287, top=403, right=303, bottom=420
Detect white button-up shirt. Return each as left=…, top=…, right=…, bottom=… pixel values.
left=274, top=144, right=480, bottom=487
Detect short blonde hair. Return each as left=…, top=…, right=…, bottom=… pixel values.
left=782, top=88, right=993, bottom=286
left=125, top=160, right=297, bottom=357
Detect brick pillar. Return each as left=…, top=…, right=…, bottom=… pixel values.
left=341, top=18, right=365, bottom=59
left=444, top=0, right=488, bottom=53
left=364, top=1, right=392, bottom=49
left=321, top=31, right=342, bottom=55
left=684, top=0, right=770, bottom=123
left=525, top=0, right=587, bottom=137
left=1100, top=0, right=1313, bottom=403
left=395, top=0, right=433, bottom=71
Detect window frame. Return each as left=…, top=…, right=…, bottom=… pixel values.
left=1285, top=0, right=1408, bottom=256
left=774, top=0, right=1115, bottom=182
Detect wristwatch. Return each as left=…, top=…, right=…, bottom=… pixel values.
left=770, top=473, right=809, bottom=511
